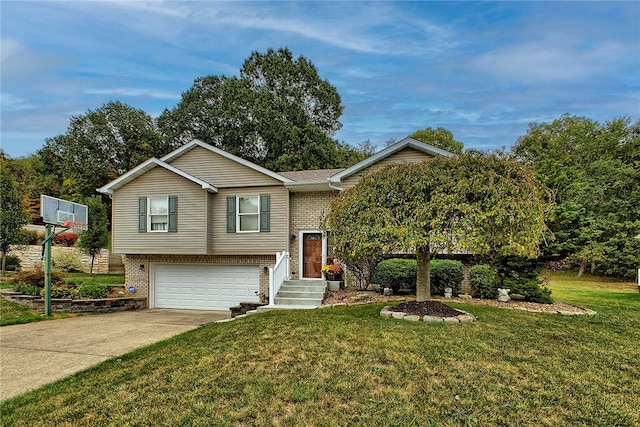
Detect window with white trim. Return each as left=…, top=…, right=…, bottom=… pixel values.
left=237, top=196, right=259, bottom=232
left=148, top=197, right=169, bottom=231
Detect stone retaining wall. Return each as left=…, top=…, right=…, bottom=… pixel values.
left=1, top=291, right=146, bottom=314
left=9, top=245, right=111, bottom=274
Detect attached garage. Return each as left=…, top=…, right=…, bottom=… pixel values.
left=151, top=264, right=260, bottom=310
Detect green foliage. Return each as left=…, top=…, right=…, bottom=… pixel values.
left=470, top=265, right=500, bottom=299
left=77, top=282, right=110, bottom=299
left=158, top=48, right=352, bottom=172
left=513, top=115, right=640, bottom=279
left=503, top=277, right=552, bottom=304
left=430, top=260, right=464, bottom=296
left=13, top=283, right=40, bottom=296
left=55, top=232, right=78, bottom=247
left=323, top=150, right=552, bottom=301
left=43, top=285, right=79, bottom=299
left=77, top=196, right=110, bottom=273
left=0, top=168, right=29, bottom=264
left=19, top=229, right=41, bottom=245
left=9, top=269, right=66, bottom=288
left=51, top=248, right=85, bottom=273
left=410, top=127, right=464, bottom=154
left=39, top=101, right=173, bottom=200
left=4, top=254, right=21, bottom=271
left=374, top=258, right=417, bottom=293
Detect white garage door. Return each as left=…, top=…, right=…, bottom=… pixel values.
left=152, top=264, right=260, bottom=310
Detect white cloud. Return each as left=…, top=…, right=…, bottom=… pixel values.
left=84, top=87, right=180, bottom=100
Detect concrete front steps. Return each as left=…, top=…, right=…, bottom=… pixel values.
left=256, top=280, right=328, bottom=312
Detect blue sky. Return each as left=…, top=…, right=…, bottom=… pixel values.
left=2, top=1, right=639, bottom=158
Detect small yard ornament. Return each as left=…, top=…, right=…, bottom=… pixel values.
left=444, top=287, right=453, bottom=298
left=497, top=288, right=511, bottom=302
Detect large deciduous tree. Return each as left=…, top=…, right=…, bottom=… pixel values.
left=410, top=127, right=464, bottom=154
left=0, top=168, right=29, bottom=271
left=513, top=114, right=640, bottom=279
left=158, top=47, right=350, bottom=171
left=39, top=101, right=174, bottom=201
left=323, top=151, right=550, bottom=301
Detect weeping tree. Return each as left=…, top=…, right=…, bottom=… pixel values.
left=323, top=151, right=551, bottom=301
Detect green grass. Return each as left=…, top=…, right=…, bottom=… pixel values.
left=0, top=299, right=73, bottom=326
left=1, top=273, right=639, bottom=426
left=64, top=273, right=124, bottom=285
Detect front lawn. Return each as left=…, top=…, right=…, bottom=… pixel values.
left=1, top=273, right=639, bottom=426
left=0, top=299, right=73, bottom=326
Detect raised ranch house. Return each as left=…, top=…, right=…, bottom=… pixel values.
left=98, top=137, right=453, bottom=311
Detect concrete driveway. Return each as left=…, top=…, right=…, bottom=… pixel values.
left=0, top=309, right=229, bottom=401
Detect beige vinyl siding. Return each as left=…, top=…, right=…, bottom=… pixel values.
left=112, top=167, right=208, bottom=255
left=341, top=147, right=435, bottom=189
left=209, top=186, right=289, bottom=255
left=168, top=145, right=282, bottom=188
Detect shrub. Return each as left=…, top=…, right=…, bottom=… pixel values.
left=19, top=229, right=41, bottom=245
left=9, top=269, right=66, bottom=288
left=470, top=265, right=500, bottom=299
left=503, top=277, right=553, bottom=304
left=55, top=232, right=78, bottom=247
left=13, top=283, right=41, bottom=296
left=4, top=254, right=21, bottom=271
left=374, top=258, right=417, bottom=293
left=43, top=285, right=79, bottom=299
left=52, top=248, right=86, bottom=273
left=430, top=260, right=464, bottom=296
left=78, top=282, right=109, bottom=299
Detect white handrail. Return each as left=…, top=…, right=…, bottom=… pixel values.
left=269, top=251, right=290, bottom=305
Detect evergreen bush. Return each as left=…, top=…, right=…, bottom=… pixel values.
left=430, top=260, right=464, bottom=296
left=470, top=265, right=500, bottom=299
left=374, top=259, right=417, bottom=293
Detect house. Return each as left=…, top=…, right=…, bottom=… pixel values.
left=98, top=137, right=453, bottom=311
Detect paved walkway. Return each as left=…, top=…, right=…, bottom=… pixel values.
left=0, top=309, right=229, bottom=401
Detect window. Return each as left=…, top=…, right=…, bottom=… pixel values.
left=237, top=196, right=259, bottom=232
left=149, top=197, right=168, bottom=231
left=138, top=196, right=177, bottom=233
left=226, top=194, right=270, bottom=233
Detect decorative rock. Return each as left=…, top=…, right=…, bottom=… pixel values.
left=383, top=287, right=393, bottom=296
left=457, top=315, right=476, bottom=322
left=557, top=310, right=581, bottom=316
left=391, top=312, right=406, bottom=320
left=404, top=315, right=421, bottom=322
left=380, top=309, right=393, bottom=319
left=443, top=317, right=460, bottom=323
left=497, top=288, right=511, bottom=302
left=422, top=315, right=444, bottom=322
left=332, top=303, right=347, bottom=307
left=458, top=294, right=472, bottom=299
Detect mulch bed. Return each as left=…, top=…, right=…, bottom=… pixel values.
left=387, top=300, right=463, bottom=317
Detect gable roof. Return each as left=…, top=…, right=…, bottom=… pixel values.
left=161, top=140, right=293, bottom=184
left=328, top=137, right=455, bottom=185
left=97, top=158, right=218, bottom=195
left=279, top=168, right=347, bottom=192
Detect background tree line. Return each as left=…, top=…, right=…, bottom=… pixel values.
left=1, top=46, right=638, bottom=279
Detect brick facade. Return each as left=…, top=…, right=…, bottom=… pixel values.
left=122, top=254, right=276, bottom=307
left=288, top=191, right=338, bottom=279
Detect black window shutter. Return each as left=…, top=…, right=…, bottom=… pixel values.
left=226, top=196, right=236, bottom=233
left=168, top=196, right=178, bottom=232
left=138, top=197, right=147, bottom=233
left=260, top=194, right=270, bottom=232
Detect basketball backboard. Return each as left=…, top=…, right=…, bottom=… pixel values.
left=41, top=195, right=88, bottom=230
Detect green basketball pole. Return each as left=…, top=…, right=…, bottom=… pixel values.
left=42, top=224, right=69, bottom=317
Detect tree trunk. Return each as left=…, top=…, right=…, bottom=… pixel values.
left=416, top=247, right=431, bottom=302
left=90, top=254, right=95, bottom=275
left=578, top=258, right=587, bottom=277
left=0, top=251, right=5, bottom=273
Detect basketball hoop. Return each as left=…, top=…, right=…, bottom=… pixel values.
left=62, top=221, right=88, bottom=231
